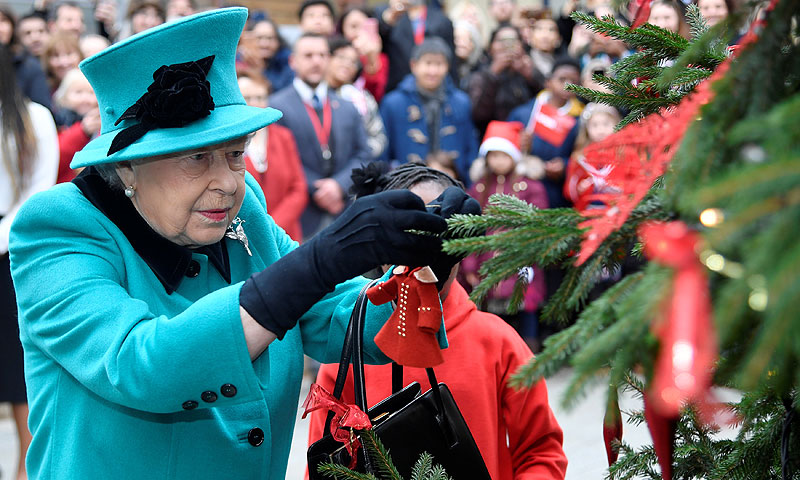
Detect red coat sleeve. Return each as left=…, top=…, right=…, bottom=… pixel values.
left=501, top=341, right=568, bottom=479
left=366, top=275, right=399, bottom=305
left=360, top=53, right=388, bottom=103
left=57, top=122, right=90, bottom=183
left=266, top=125, right=308, bottom=232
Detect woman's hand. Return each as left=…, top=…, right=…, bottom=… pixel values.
left=81, top=108, right=102, bottom=137
left=544, top=157, right=566, bottom=180
left=382, top=0, right=408, bottom=26
left=490, top=51, right=513, bottom=75
left=424, top=187, right=482, bottom=289
left=351, top=33, right=382, bottom=74
left=239, top=190, right=448, bottom=340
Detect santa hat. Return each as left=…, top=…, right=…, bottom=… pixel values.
left=479, top=121, right=524, bottom=163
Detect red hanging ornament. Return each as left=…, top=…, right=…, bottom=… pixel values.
left=603, top=389, right=624, bottom=466
left=644, top=391, right=678, bottom=480
left=640, top=221, right=717, bottom=421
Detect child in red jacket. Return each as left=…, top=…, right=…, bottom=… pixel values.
left=53, top=68, right=100, bottom=183
left=307, top=162, right=567, bottom=480
left=462, top=121, right=549, bottom=349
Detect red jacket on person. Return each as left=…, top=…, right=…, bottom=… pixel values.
left=57, top=122, right=91, bottom=183
left=245, top=123, right=308, bottom=242
left=308, top=281, right=567, bottom=480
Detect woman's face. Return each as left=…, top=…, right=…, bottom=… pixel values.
left=64, top=75, right=98, bottom=115
left=648, top=3, right=680, bottom=32
left=328, top=45, right=361, bottom=86
left=490, top=27, right=522, bottom=58
left=486, top=150, right=516, bottom=176
left=251, top=21, right=279, bottom=61
left=49, top=48, right=81, bottom=82
left=341, top=9, right=368, bottom=43
left=117, top=138, right=249, bottom=248
left=131, top=6, right=164, bottom=35
left=698, top=0, right=728, bottom=26
left=0, top=13, right=13, bottom=46
left=238, top=76, right=269, bottom=108
left=453, top=26, right=475, bottom=61
left=530, top=19, right=560, bottom=53
left=586, top=112, right=616, bottom=143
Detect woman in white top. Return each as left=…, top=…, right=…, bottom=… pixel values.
left=0, top=43, right=58, bottom=480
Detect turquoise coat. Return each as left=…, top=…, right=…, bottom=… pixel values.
left=9, top=174, right=395, bottom=479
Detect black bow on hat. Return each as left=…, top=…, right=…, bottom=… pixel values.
left=108, top=55, right=216, bottom=155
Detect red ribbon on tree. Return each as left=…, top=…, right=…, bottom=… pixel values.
left=629, top=0, right=651, bottom=28
left=302, top=383, right=373, bottom=467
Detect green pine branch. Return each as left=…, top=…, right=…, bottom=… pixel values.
left=317, top=430, right=453, bottom=480
left=444, top=1, right=800, bottom=477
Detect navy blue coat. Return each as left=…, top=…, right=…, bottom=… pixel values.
left=270, top=86, right=371, bottom=236
left=379, top=74, right=478, bottom=185
left=14, top=51, right=52, bottom=112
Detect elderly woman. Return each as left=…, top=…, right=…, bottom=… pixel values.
left=8, top=8, right=478, bottom=479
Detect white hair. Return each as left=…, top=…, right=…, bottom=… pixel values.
left=52, top=68, right=89, bottom=109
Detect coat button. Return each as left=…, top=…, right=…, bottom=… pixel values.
left=201, top=391, right=218, bottom=403
left=248, top=427, right=264, bottom=446
left=221, top=383, right=237, bottom=397
left=182, top=400, right=198, bottom=410
left=186, top=260, right=201, bottom=277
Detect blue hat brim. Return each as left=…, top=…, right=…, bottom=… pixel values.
left=71, top=104, right=283, bottom=168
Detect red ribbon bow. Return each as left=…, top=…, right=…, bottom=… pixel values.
left=302, top=383, right=373, bottom=467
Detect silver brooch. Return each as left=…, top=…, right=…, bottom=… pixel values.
left=225, top=217, right=252, bottom=256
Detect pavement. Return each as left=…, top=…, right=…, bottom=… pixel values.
left=1, top=367, right=728, bottom=479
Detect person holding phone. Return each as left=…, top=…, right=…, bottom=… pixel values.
left=467, top=24, right=541, bottom=136
left=337, top=7, right=389, bottom=102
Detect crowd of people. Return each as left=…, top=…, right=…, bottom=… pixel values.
left=0, top=0, right=738, bottom=478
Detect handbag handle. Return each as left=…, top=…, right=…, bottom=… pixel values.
left=393, top=364, right=457, bottom=448
left=327, top=278, right=456, bottom=446
left=325, top=278, right=381, bottom=433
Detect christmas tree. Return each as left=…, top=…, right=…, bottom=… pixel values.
left=444, top=0, right=800, bottom=477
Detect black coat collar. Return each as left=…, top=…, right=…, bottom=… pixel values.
left=73, top=167, right=232, bottom=294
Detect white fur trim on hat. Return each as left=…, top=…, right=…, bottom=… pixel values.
left=479, top=137, right=522, bottom=163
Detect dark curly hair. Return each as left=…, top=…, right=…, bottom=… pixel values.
left=350, top=161, right=464, bottom=199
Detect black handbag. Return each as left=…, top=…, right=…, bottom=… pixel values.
left=307, top=279, right=491, bottom=479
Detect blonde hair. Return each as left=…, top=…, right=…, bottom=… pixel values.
left=574, top=103, right=621, bottom=153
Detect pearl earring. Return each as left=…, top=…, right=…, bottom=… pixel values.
left=124, top=185, right=135, bottom=198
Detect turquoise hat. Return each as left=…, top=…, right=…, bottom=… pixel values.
left=71, top=7, right=282, bottom=168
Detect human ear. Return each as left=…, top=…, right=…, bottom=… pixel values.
left=115, top=161, right=136, bottom=189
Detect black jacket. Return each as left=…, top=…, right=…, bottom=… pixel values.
left=376, top=4, right=455, bottom=94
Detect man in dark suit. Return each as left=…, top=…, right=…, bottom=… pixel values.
left=270, top=33, right=371, bottom=238
left=376, top=0, right=455, bottom=93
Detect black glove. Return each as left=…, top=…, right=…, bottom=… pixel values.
left=425, top=186, right=482, bottom=289
left=239, top=190, right=447, bottom=339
